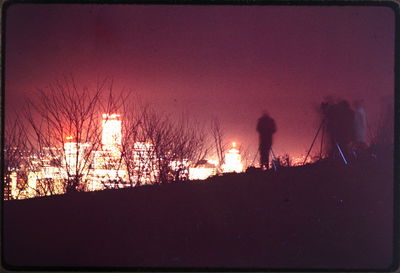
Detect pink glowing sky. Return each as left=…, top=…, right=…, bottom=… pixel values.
left=5, top=4, right=395, bottom=159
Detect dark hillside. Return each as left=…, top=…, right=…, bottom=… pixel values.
left=3, top=159, right=394, bottom=269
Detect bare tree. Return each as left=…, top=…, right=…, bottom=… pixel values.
left=168, top=115, right=209, bottom=181
left=140, top=108, right=209, bottom=184
left=140, top=109, right=176, bottom=184
left=115, top=94, right=148, bottom=186
left=3, top=114, right=28, bottom=199
left=9, top=76, right=214, bottom=197
left=238, top=143, right=252, bottom=170
left=23, top=77, right=118, bottom=194
left=4, top=113, right=48, bottom=199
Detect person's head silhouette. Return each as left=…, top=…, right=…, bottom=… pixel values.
left=262, top=110, right=270, bottom=117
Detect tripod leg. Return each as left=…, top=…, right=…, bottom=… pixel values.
left=270, top=149, right=277, bottom=171
left=271, top=147, right=277, bottom=161
left=251, top=149, right=259, bottom=167
left=303, top=120, right=324, bottom=165
left=319, top=124, right=325, bottom=159
left=335, top=143, right=348, bottom=165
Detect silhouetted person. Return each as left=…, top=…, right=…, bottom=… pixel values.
left=321, top=99, right=355, bottom=162
left=353, top=100, right=367, bottom=154
left=336, top=100, right=355, bottom=152
left=257, top=112, right=276, bottom=170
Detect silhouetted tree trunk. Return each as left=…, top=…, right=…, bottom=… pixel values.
left=211, top=118, right=227, bottom=174
left=118, top=95, right=148, bottom=186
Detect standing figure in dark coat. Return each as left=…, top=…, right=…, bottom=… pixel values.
left=321, top=99, right=355, bottom=161
left=336, top=100, right=355, bottom=158
left=257, top=112, right=276, bottom=170
left=353, top=100, right=368, bottom=153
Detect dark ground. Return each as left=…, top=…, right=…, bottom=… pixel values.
left=2, top=158, right=395, bottom=270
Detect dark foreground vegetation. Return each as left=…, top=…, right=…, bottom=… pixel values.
left=3, top=158, right=394, bottom=270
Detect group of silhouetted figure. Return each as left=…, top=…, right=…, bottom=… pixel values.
left=321, top=99, right=368, bottom=162
left=256, top=98, right=368, bottom=170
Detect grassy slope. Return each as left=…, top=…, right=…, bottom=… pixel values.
left=2, top=159, right=394, bottom=269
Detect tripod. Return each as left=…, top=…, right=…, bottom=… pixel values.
left=303, top=119, right=348, bottom=165
left=251, top=147, right=278, bottom=170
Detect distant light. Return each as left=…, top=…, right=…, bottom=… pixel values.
left=222, top=145, right=243, bottom=173
left=102, top=113, right=120, bottom=120
left=189, top=167, right=215, bottom=180
left=207, top=159, right=218, bottom=166
left=232, top=142, right=237, bottom=148
left=66, top=136, right=73, bottom=140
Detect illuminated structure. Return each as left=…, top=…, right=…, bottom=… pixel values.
left=64, top=141, right=91, bottom=175
left=9, top=172, right=18, bottom=199
left=90, top=113, right=127, bottom=190
left=170, top=159, right=190, bottom=180
left=221, top=142, right=243, bottom=173
left=90, top=150, right=128, bottom=191
left=102, top=114, right=122, bottom=149
left=189, top=160, right=217, bottom=180
left=8, top=167, right=65, bottom=200
left=9, top=171, right=36, bottom=200
left=132, top=142, right=158, bottom=185
left=4, top=112, right=218, bottom=199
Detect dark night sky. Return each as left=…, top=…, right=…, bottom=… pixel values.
left=5, top=4, right=395, bottom=160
